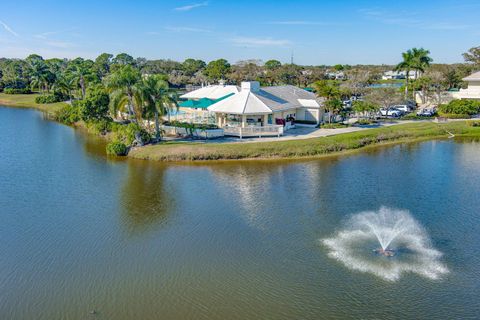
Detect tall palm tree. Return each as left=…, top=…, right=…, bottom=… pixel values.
left=396, top=48, right=433, bottom=99
left=140, top=75, right=178, bottom=140
left=69, top=58, right=94, bottom=99
left=395, top=50, right=414, bottom=99
left=28, top=60, right=49, bottom=93
left=410, top=48, right=433, bottom=79
left=104, top=65, right=142, bottom=122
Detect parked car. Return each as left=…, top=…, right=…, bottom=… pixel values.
left=379, top=108, right=402, bottom=117
left=416, top=108, right=436, bottom=117
left=393, top=105, right=410, bottom=113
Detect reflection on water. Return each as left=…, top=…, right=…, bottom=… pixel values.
left=1, top=107, right=480, bottom=320
left=120, top=164, right=174, bottom=234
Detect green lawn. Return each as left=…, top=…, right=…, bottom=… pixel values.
left=0, top=93, right=67, bottom=114
left=129, top=121, right=480, bottom=162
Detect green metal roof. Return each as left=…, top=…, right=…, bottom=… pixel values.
left=179, top=93, right=235, bottom=109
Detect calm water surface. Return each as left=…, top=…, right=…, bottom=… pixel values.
left=1, top=107, right=479, bottom=319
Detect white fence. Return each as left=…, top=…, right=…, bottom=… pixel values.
left=223, top=125, right=284, bottom=138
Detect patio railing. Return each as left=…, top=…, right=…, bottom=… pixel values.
left=223, top=125, right=284, bottom=138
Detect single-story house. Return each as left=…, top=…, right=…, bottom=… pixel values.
left=382, top=70, right=418, bottom=80
left=207, top=81, right=324, bottom=129
left=451, top=71, right=480, bottom=100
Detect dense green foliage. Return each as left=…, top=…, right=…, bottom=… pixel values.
left=4, top=88, right=31, bottom=94
left=34, top=91, right=67, bottom=104
left=438, top=99, right=480, bottom=116
left=77, top=86, right=110, bottom=121
left=163, top=121, right=219, bottom=130
left=106, top=141, right=128, bottom=156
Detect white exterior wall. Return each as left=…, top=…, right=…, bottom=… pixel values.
left=451, top=80, right=480, bottom=100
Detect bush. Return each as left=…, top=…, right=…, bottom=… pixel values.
left=111, top=122, right=151, bottom=146
left=163, top=121, right=219, bottom=130
left=321, top=123, right=349, bottom=129
left=85, top=119, right=113, bottom=135
left=437, top=112, right=471, bottom=119
left=438, top=99, right=480, bottom=115
left=106, top=141, right=128, bottom=156
left=54, top=104, right=80, bottom=125
left=35, top=92, right=66, bottom=104
left=78, top=85, right=110, bottom=121
left=467, top=121, right=480, bottom=127
left=355, top=119, right=377, bottom=125
left=4, top=88, right=31, bottom=94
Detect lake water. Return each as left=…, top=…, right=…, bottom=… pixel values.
left=1, top=106, right=479, bottom=320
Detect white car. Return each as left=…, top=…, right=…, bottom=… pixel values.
left=393, top=105, right=410, bottom=113
left=416, top=108, right=435, bottom=116
left=379, top=108, right=402, bottom=117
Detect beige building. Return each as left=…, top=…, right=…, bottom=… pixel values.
left=452, top=71, right=480, bottom=100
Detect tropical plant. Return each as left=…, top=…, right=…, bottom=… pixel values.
left=395, top=48, right=432, bottom=99
left=140, top=75, right=179, bottom=140
left=104, top=65, right=143, bottom=122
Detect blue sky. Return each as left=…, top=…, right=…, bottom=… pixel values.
left=0, top=0, right=479, bottom=65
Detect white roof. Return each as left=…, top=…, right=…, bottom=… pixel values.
left=180, top=85, right=239, bottom=100
left=207, top=91, right=271, bottom=114
left=463, top=71, right=480, bottom=81
left=298, top=99, right=320, bottom=107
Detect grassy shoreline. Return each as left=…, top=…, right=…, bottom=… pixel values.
left=2, top=94, right=479, bottom=163
left=0, top=93, right=68, bottom=114
left=129, top=121, right=480, bottom=162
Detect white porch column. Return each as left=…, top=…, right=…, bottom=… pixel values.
left=217, top=114, right=222, bottom=127
left=241, top=115, right=247, bottom=128
left=263, top=114, right=269, bottom=126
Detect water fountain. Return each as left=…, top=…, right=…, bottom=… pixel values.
left=322, top=207, right=448, bottom=281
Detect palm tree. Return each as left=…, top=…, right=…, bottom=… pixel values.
left=396, top=48, right=433, bottom=99
left=410, top=48, right=433, bottom=79
left=28, top=60, right=49, bottom=93
left=395, top=50, right=414, bottom=99
left=140, top=75, right=179, bottom=140
left=104, top=65, right=142, bottom=122
left=69, top=58, right=94, bottom=99
left=53, top=74, right=77, bottom=103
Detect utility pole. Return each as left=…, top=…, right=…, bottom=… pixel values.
left=290, top=50, right=294, bottom=65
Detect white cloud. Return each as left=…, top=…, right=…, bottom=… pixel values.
left=358, top=8, right=469, bottom=31
left=174, top=2, right=208, bottom=11
left=231, top=36, right=292, bottom=48
left=0, top=20, right=18, bottom=37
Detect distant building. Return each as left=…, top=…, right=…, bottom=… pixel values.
left=382, top=70, right=418, bottom=80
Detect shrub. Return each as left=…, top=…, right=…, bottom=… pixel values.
left=437, top=112, right=471, bottom=119
left=111, top=122, right=151, bottom=146
left=356, top=119, right=377, bottom=125
left=321, top=123, right=348, bottom=129
left=4, top=88, right=31, bottom=94
left=78, top=85, right=110, bottom=121
left=163, top=121, right=219, bottom=130
left=106, top=141, right=128, bottom=156
left=438, top=99, right=480, bottom=116
left=85, top=119, right=113, bottom=135
left=54, top=104, right=80, bottom=125
left=35, top=92, right=67, bottom=104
